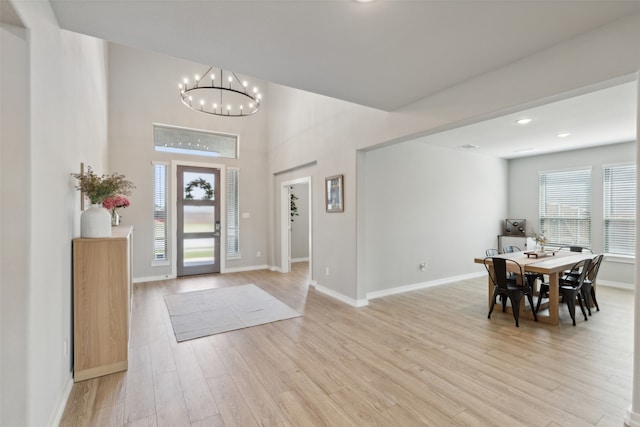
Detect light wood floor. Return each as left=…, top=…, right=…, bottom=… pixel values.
left=60, top=263, right=634, bottom=426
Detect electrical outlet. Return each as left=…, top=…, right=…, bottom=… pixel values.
left=325, top=267, right=330, bottom=276
left=419, top=262, right=426, bottom=272
left=63, top=338, right=68, bottom=356
left=257, top=251, right=261, bottom=257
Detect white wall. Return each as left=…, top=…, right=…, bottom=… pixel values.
left=1, top=20, right=29, bottom=427
left=508, top=141, right=636, bottom=287
left=266, top=12, right=640, bottom=303
left=107, top=44, right=270, bottom=280
left=1, top=1, right=109, bottom=425
left=365, top=140, right=508, bottom=293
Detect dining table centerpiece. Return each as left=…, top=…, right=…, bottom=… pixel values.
left=72, top=167, right=135, bottom=237
left=530, top=231, right=547, bottom=254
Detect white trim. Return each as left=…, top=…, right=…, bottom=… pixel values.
left=538, top=165, right=593, bottom=175
left=604, top=254, right=635, bottom=264
left=224, top=264, right=269, bottom=273
left=602, top=160, right=635, bottom=169
left=133, top=274, right=176, bottom=284
left=291, top=257, right=309, bottom=263
left=367, top=271, right=486, bottom=300
left=151, top=259, right=170, bottom=267
left=625, top=405, right=640, bottom=427
left=311, top=281, right=369, bottom=307
left=598, top=281, right=634, bottom=291
left=47, top=375, right=73, bottom=427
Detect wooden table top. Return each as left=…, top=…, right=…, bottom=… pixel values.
left=474, top=251, right=596, bottom=274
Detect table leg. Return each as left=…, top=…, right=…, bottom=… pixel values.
left=548, top=271, right=559, bottom=325
left=487, top=274, right=493, bottom=310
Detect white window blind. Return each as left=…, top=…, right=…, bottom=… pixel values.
left=226, top=168, right=240, bottom=258
left=539, top=168, right=592, bottom=247
left=153, top=163, right=168, bottom=261
left=604, top=164, right=636, bottom=256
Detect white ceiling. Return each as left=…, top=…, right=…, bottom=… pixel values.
left=46, top=0, right=640, bottom=157
left=421, top=79, right=638, bottom=159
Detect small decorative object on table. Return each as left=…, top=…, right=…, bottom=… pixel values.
left=72, top=166, right=135, bottom=237
left=103, top=195, right=130, bottom=226
left=529, top=231, right=547, bottom=254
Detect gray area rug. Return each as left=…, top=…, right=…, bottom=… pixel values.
left=164, top=283, right=301, bottom=342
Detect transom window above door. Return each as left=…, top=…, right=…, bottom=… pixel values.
left=153, top=123, right=238, bottom=159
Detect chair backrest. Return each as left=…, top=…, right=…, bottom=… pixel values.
left=586, top=254, right=604, bottom=282
left=485, top=248, right=499, bottom=256
left=563, top=258, right=592, bottom=289
left=484, top=257, right=525, bottom=289
left=502, top=245, right=520, bottom=253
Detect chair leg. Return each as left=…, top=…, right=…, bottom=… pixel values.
left=488, top=290, right=498, bottom=319
left=591, top=287, right=600, bottom=311
left=510, top=295, right=521, bottom=327
left=577, top=294, right=588, bottom=321
left=526, top=292, right=538, bottom=322
left=536, top=284, right=548, bottom=313
left=565, top=296, right=576, bottom=326
left=501, top=294, right=507, bottom=312
left=581, top=288, right=592, bottom=316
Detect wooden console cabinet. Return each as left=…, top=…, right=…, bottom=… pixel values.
left=73, top=226, right=132, bottom=382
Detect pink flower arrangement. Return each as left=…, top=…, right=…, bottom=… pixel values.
left=102, top=195, right=130, bottom=211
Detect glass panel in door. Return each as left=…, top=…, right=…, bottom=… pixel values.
left=177, top=166, right=221, bottom=276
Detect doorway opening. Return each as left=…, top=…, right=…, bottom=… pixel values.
left=280, top=177, right=312, bottom=276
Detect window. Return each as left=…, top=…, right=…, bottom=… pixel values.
left=604, top=164, right=636, bottom=256
left=153, top=163, right=168, bottom=262
left=153, top=123, right=238, bottom=159
left=226, top=168, right=240, bottom=258
left=538, top=168, right=592, bottom=247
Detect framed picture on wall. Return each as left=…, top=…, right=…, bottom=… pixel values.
left=325, top=174, right=344, bottom=212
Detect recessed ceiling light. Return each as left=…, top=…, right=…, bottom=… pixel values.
left=515, top=118, right=533, bottom=125
left=557, top=132, right=571, bottom=138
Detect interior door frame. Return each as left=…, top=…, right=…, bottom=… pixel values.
left=171, top=160, right=226, bottom=277
left=280, top=176, right=312, bottom=275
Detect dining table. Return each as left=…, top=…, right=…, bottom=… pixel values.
left=474, top=250, right=597, bottom=325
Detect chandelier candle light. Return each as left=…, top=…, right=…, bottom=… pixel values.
left=179, top=66, right=262, bottom=117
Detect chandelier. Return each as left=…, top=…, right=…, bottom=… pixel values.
left=178, top=66, right=262, bottom=117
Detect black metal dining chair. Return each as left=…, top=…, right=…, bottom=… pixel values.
left=501, top=245, right=544, bottom=290
left=537, top=258, right=591, bottom=325
left=561, top=254, right=603, bottom=315
left=484, top=257, right=537, bottom=327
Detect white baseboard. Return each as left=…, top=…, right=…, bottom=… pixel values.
left=291, top=257, right=309, bottom=263
left=224, top=264, right=269, bottom=273
left=626, top=405, right=640, bottom=427
left=599, top=280, right=634, bottom=291
left=310, top=281, right=369, bottom=307
left=133, top=265, right=274, bottom=283
left=133, top=274, right=176, bottom=284
left=366, top=271, right=486, bottom=300
left=48, top=374, right=73, bottom=427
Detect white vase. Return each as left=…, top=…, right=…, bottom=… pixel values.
left=81, top=204, right=112, bottom=238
